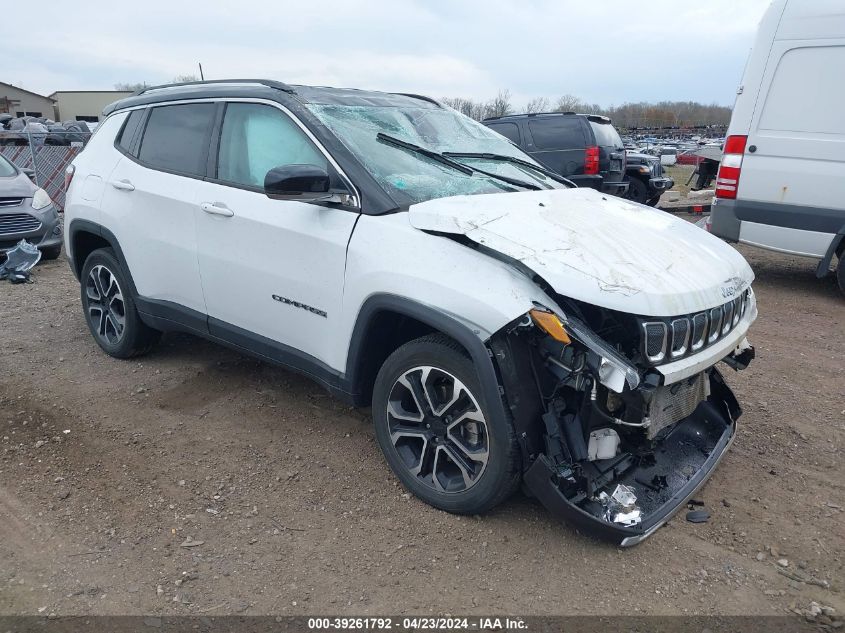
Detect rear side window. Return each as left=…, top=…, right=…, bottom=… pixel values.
left=487, top=122, right=521, bottom=145
left=589, top=121, right=623, bottom=148
left=528, top=118, right=586, bottom=150
left=216, top=103, right=327, bottom=188
left=759, top=46, right=845, bottom=135
left=138, top=103, right=215, bottom=176
left=116, top=109, right=144, bottom=154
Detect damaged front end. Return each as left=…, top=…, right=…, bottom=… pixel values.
left=490, top=299, right=753, bottom=546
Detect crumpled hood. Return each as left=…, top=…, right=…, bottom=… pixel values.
left=408, top=188, right=754, bottom=317
left=0, top=172, right=37, bottom=198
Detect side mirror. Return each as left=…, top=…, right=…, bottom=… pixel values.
left=264, top=164, right=330, bottom=200
left=22, top=168, right=35, bottom=179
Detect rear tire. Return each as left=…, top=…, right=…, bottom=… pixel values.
left=80, top=248, right=160, bottom=358
left=626, top=177, right=649, bottom=205
left=372, top=334, right=521, bottom=514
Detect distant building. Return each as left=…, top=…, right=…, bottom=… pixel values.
left=50, top=90, right=133, bottom=123
left=0, top=82, right=56, bottom=118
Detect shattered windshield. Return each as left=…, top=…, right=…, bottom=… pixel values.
left=307, top=103, right=564, bottom=205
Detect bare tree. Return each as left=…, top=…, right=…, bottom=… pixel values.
left=114, top=82, right=148, bottom=91
left=525, top=97, right=550, bottom=114
left=441, top=97, right=487, bottom=121
left=172, top=74, right=199, bottom=83
left=484, top=89, right=513, bottom=119
left=553, top=94, right=584, bottom=113
left=443, top=91, right=732, bottom=128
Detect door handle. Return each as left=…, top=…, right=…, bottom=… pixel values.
left=200, top=202, right=234, bottom=217
left=111, top=179, right=135, bottom=191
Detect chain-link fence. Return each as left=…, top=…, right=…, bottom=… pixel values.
left=1, top=132, right=90, bottom=211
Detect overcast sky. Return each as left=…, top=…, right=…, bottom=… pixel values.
left=6, top=0, right=771, bottom=107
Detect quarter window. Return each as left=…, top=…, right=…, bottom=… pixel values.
left=217, top=103, right=327, bottom=188
left=487, top=122, right=521, bottom=145
left=138, top=103, right=215, bottom=177
left=528, top=117, right=586, bottom=150
left=117, top=109, right=145, bottom=155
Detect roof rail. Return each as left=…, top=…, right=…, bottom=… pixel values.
left=483, top=111, right=578, bottom=121
left=395, top=93, right=443, bottom=107
left=131, top=79, right=296, bottom=96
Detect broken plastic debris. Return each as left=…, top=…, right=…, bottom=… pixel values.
left=686, top=509, right=710, bottom=523
left=598, top=484, right=642, bottom=527
left=0, top=239, right=41, bottom=283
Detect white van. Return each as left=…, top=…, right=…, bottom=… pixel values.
left=710, top=0, right=845, bottom=293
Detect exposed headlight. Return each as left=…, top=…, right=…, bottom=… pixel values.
left=531, top=304, right=640, bottom=392
left=31, top=188, right=53, bottom=211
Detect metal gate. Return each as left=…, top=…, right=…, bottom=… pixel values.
left=0, top=132, right=87, bottom=211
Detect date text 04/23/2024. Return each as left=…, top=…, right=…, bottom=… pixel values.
left=307, top=617, right=528, bottom=630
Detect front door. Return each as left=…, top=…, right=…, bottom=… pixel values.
left=194, top=101, right=358, bottom=372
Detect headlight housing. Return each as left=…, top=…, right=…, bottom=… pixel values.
left=31, top=188, right=53, bottom=211
left=531, top=304, right=640, bottom=392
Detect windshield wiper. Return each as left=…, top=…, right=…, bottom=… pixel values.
left=376, top=133, right=541, bottom=191
left=443, top=152, right=576, bottom=188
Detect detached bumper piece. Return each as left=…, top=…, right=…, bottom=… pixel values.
left=523, top=371, right=740, bottom=546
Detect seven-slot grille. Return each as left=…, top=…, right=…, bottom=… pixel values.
left=641, top=291, right=750, bottom=365
left=0, top=212, right=41, bottom=236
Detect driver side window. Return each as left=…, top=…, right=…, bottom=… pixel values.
left=217, top=103, right=328, bottom=188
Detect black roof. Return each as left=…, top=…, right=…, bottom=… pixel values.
left=102, top=79, right=442, bottom=116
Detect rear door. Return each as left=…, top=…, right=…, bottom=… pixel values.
left=738, top=43, right=845, bottom=256
left=100, top=103, right=214, bottom=316
left=588, top=118, right=626, bottom=185
left=523, top=116, right=587, bottom=178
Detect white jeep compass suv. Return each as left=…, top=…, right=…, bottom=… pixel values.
left=64, top=80, right=757, bottom=545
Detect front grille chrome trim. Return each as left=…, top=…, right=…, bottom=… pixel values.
left=670, top=318, right=690, bottom=358
left=708, top=306, right=723, bottom=343
left=642, top=322, right=668, bottom=363
left=690, top=313, right=708, bottom=352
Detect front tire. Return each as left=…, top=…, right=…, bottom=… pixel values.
left=837, top=253, right=845, bottom=295
left=80, top=248, right=160, bottom=358
left=626, top=177, right=649, bottom=204
left=372, top=334, right=520, bottom=514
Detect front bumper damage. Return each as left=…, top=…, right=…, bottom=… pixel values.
left=490, top=309, right=753, bottom=547
left=524, top=370, right=739, bottom=546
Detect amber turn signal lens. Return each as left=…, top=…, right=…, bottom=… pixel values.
left=529, top=309, right=571, bottom=344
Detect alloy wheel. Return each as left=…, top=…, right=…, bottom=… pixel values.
left=386, top=366, right=489, bottom=493
left=85, top=264, right=126, bottom=345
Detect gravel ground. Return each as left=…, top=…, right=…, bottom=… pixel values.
left=0, top=232, right=842, bottom=622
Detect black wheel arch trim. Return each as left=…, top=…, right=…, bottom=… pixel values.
left=345, top=294, right=512, bottom=429
left=67, top=219, right=137, bottom=293
left=816, top=224, right=845, bottom=278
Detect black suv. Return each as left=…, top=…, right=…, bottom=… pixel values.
left=483, top=113, right=628, bottom=196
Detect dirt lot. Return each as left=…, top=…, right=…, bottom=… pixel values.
left=1, top=230, right=842, bottom=621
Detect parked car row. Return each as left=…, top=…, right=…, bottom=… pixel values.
left=0, top=114, right=92, bottom=146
